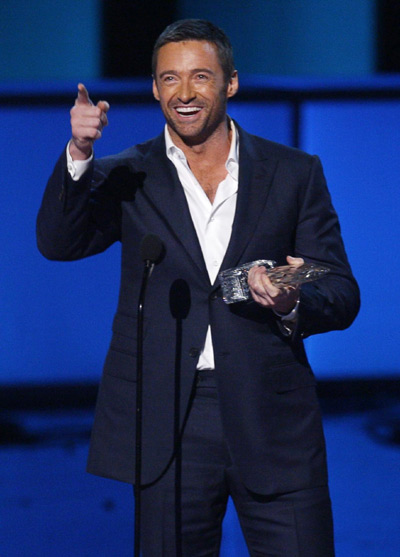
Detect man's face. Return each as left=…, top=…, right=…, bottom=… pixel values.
left=152, top=40, right=238, bottom=145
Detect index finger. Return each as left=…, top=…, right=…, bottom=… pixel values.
left=248, top=265, right=268, bottom=279
left=249, top=265, right=281, bottom=293
left=76, top=83, right=92, bottom=105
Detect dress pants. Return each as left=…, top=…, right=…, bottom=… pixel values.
left=139, top=370, right=335, bottom=556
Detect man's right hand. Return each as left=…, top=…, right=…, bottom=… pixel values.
left=69, top=83, right=110, bottom=160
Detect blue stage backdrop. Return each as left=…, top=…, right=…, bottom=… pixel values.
left=1, top=78, right=399, bottom=384
left=301, top=99, right=400, bottom=376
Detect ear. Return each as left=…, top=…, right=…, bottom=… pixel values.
left=152, top=79, right=160, bottom=101
left=226, top=70, right=239, bottom=99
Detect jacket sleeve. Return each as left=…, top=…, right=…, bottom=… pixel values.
left=292, top=155, right=360, bottom=339
left=36, top=149, right=122, bottom=261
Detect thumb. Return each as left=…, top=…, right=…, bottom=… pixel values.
left=97, top=100, right=110, bottom=113
left=286, top=255, right=304, bottom=267
left=76, top=83, right=92, bottom=105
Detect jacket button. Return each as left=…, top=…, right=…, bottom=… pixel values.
left=189, top=347, right=200, bottom=358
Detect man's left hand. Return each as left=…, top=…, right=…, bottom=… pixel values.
left=247, top=256, right=304, bottom=314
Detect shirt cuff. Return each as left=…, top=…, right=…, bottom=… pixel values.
left=277, top=296, right=300, bottom=321
left=66, top=140, right=93, bottom=181
left=274, top=296, right=300, bottom=337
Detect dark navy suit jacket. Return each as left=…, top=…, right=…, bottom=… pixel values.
left=37, top=124, right=360, bottom=495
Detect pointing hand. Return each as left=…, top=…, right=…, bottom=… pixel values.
left=69, top=83, right=110, bottom=160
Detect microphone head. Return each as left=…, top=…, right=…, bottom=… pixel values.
left=140, top=234, right=163, bottom=263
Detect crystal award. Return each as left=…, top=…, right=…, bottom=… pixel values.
left=219, top=261, right=330, bottom=304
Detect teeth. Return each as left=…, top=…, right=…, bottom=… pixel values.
left=176, top=107, right=201, bottom=114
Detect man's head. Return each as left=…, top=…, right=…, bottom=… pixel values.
left=152, top=20, right=238, bottom=147
left=152, top=19, right=235, bottom=83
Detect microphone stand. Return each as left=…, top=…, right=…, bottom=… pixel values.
left=169, top=279, right=191, bottom=557
left=134, top=258, right=154, bottom=557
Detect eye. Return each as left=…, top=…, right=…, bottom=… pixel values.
left=163, top=75, right=177, bottom=83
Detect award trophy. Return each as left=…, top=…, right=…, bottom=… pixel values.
left=218, top=260, right=330, bottom=304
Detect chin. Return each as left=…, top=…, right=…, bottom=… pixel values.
left=170, top=123, right=204, bottom=140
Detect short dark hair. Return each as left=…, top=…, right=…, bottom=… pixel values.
left=152, top=19, right=235, bottom=82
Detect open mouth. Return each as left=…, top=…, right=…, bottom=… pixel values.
left=174, top=106, right=203, bottom=117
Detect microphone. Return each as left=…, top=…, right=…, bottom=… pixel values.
left=140, top=233, right=163, bottom=270
left=135, top=233, right=163, bottom=557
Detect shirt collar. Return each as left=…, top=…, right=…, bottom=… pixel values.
left=165, top=118, right=239, bottom=180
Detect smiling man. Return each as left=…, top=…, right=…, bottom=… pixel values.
left=152, top=39, right=238, bottom=205
left=37, top=19, right=360, bottom=556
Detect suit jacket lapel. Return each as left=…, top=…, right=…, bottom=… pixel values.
left=140, top=134, right=209, bottom=280
left=218, top=125, right=279, bottom=280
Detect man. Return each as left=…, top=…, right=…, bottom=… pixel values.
left=37, top=19, right=360, bottom=556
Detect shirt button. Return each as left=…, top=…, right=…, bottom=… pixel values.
left=213, top=261, right=219, bottom=267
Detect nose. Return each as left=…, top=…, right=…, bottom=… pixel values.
left=177, top=79, right=195, bottom=103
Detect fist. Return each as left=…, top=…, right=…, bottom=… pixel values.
left=69, top=83, right=110, bottom=159
left=247, top=255, right=304, bottom=314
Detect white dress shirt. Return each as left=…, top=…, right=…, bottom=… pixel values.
left=165, top=122, right=239, bottom=369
